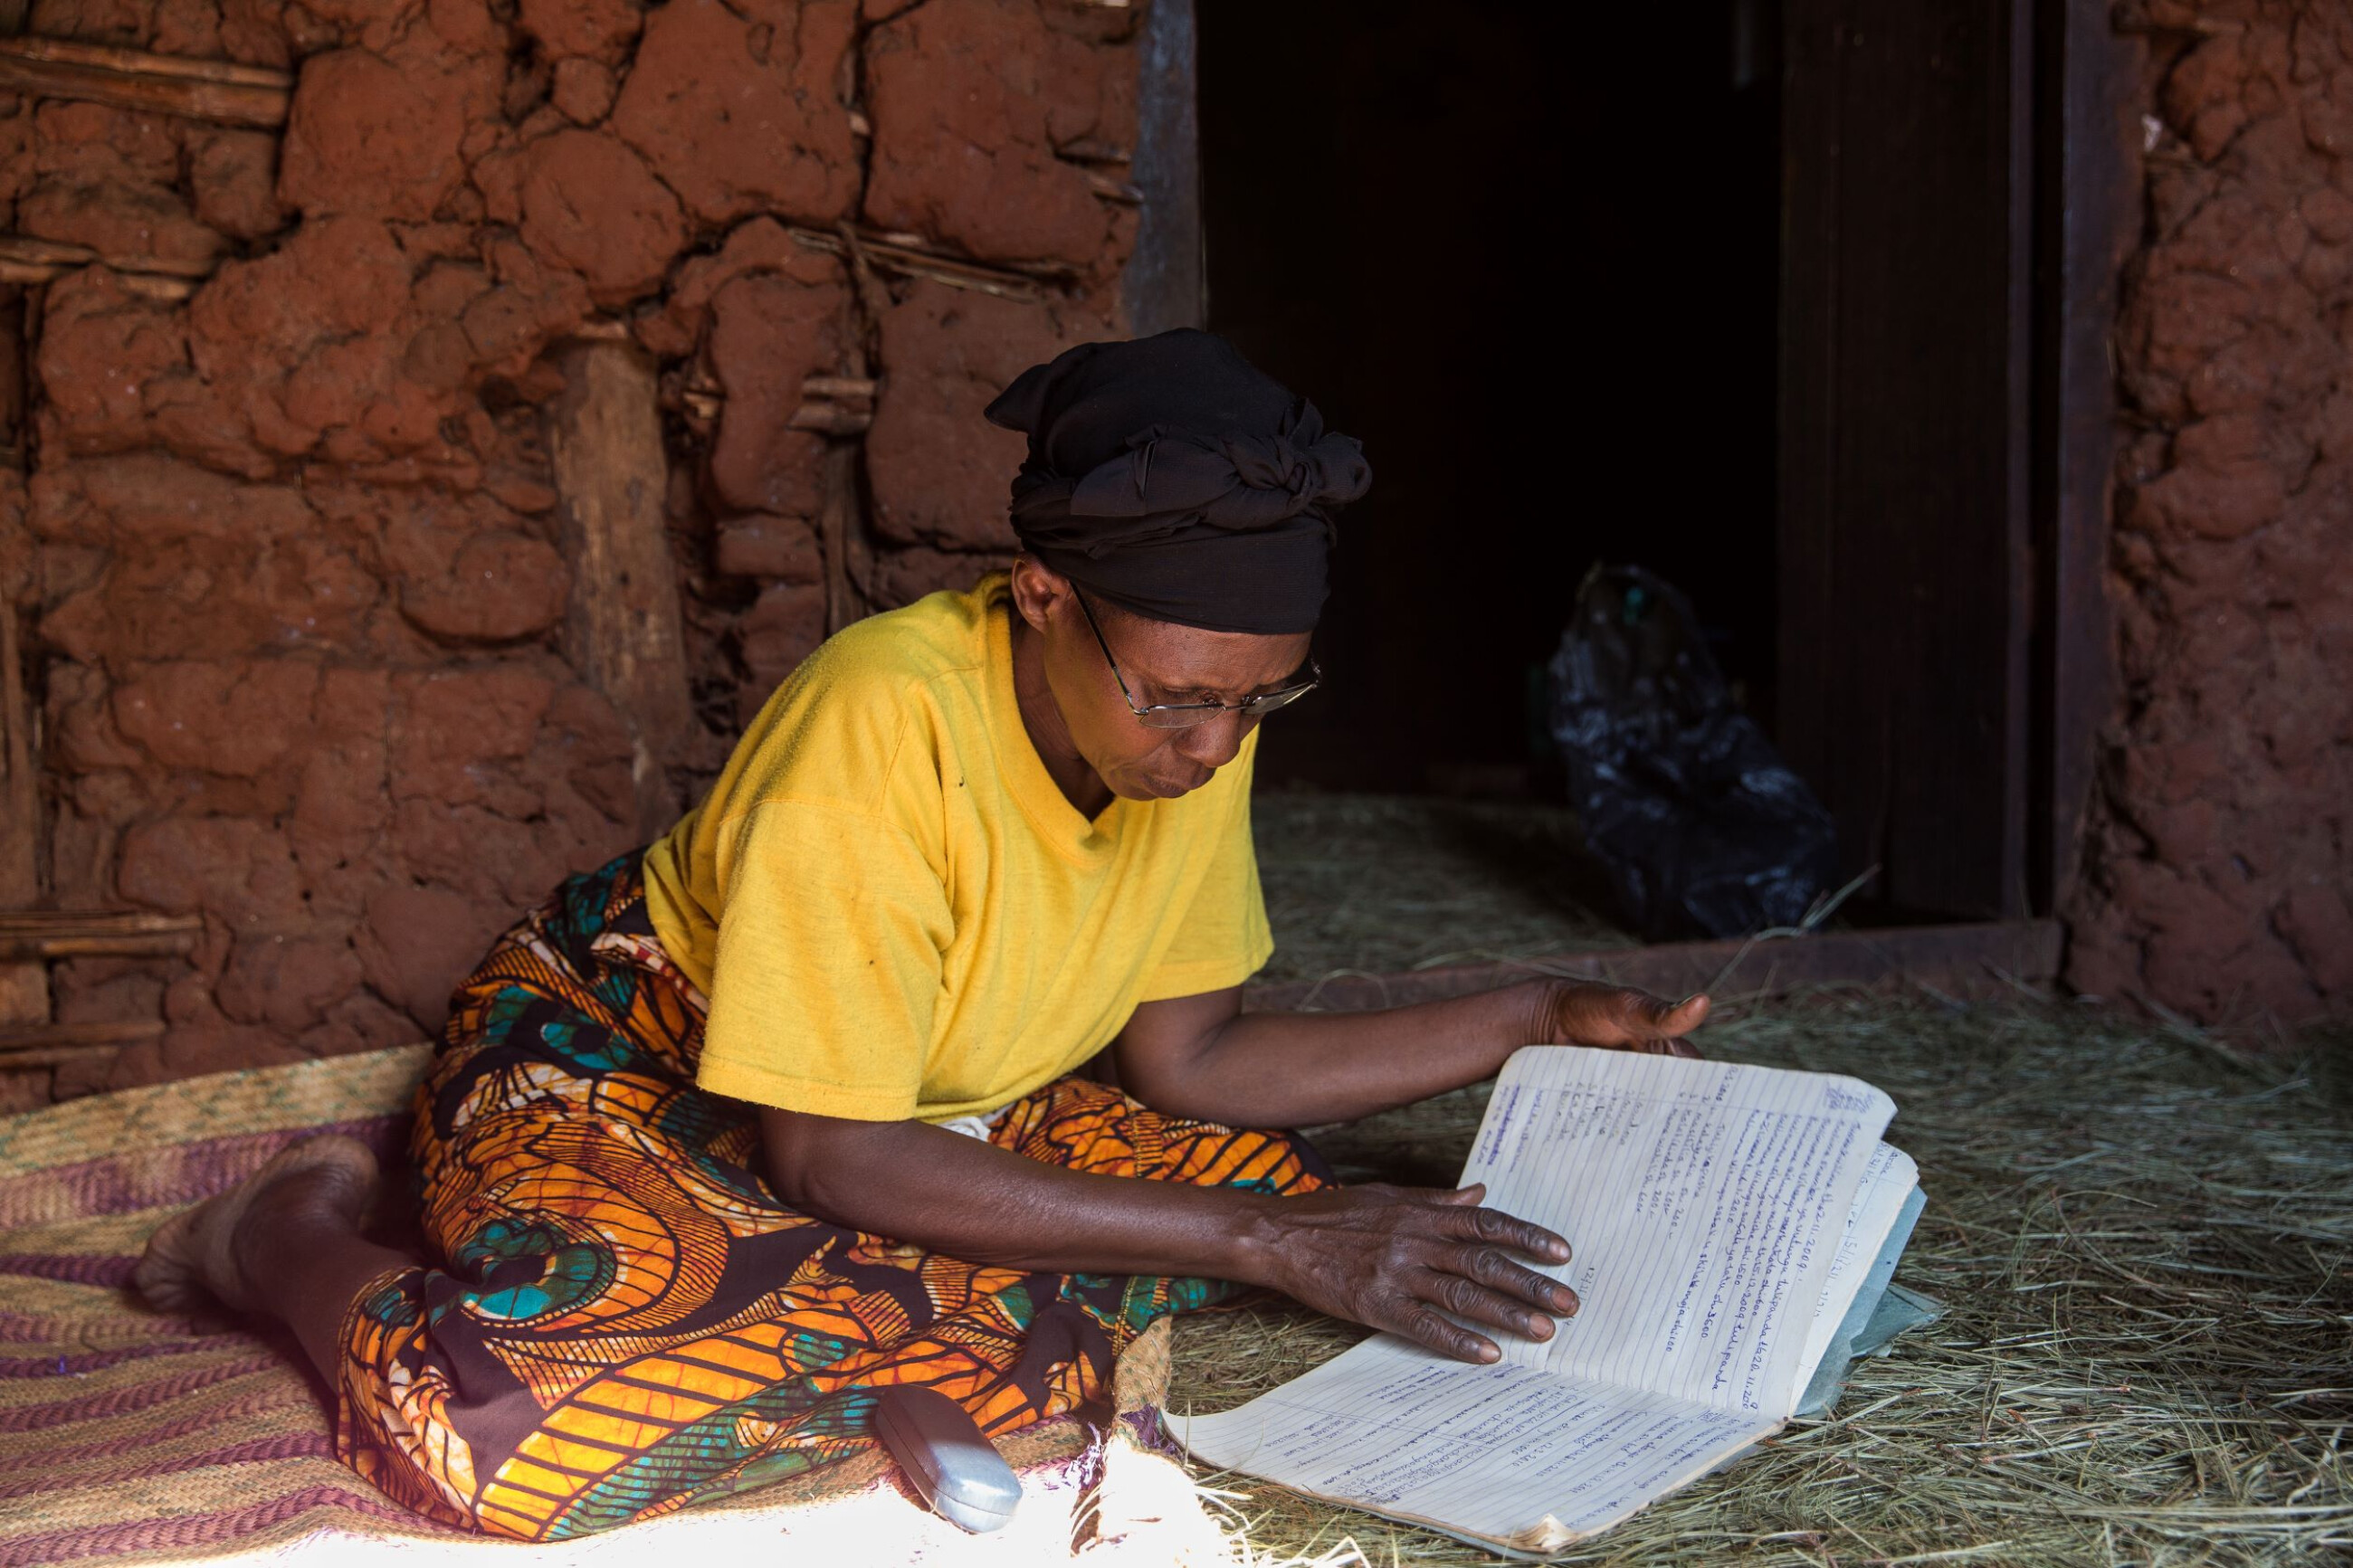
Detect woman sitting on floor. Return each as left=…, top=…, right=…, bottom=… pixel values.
left=135, top=330, right=1708, bottom=1541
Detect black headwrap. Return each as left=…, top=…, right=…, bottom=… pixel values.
left=982, top=328, right=1370, bottom=634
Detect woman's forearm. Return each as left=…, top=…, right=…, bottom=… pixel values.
left=1119, top=982, right=1550, bottom=1128
left=763, top=1109, right=1281, bottom=1281
left=753, top=985, right=1558, bottom=1278
left=757, top=1102, right=1586, bottom=1366
left=748, top=975, right=1704, bottom=1364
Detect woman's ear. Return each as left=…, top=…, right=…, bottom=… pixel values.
left=1006, top=556, right=1072, bottom=634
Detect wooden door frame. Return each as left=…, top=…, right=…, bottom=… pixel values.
left=2030, top=0, right=2137, bottom=918
left=1778, top=0, right=2132, bottom=922
left=1124, top=0, right=1206, bottom=336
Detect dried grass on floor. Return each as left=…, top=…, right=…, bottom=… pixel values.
left=1171, top=994, right=2353, bottom=1566
left=1253, top=794, right=1633, bottom=988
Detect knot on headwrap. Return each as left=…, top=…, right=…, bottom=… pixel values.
left=984, top=329, right=1369, bottom=633
left=1027, top=409, right=1369, bottom=545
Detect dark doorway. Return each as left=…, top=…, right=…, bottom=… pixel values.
left=1198, top=0, right=2072, bottom=936
left=1198, top=0, right=1784, bottom=794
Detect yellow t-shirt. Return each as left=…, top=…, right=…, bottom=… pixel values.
left=641, top=573, right=1272, bottom=1122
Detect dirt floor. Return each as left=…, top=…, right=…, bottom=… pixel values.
left=1252, top=794, right=1634, bottom=988
left=1168, top=992, right=2353, bottom=1566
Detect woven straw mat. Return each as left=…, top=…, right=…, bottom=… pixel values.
left=0, top=1044, right=1184, bottom=1567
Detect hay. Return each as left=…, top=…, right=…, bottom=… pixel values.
left=1171, top=993, right=2353, bottom=1565
left=1253, top=794, right=1633, bottom=986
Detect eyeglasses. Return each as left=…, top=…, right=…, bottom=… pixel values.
left=1072, top=586, right=1321, bottom=729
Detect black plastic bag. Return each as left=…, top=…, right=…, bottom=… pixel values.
left=1548, top=564, right=1840, bottom=941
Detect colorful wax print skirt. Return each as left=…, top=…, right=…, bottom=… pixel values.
left=334, top=852, right=1329, bottom=1541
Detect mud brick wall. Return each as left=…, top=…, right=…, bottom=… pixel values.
left=2, top=0, right=1145, bottom=1098
left=2068, top=0, right=2353, bottom=1022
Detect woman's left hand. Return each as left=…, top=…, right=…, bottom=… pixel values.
left=1529, top=981, right=1709, bottom=1058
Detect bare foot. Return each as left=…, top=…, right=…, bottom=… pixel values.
left=135, top=1134, right=381, bottom=1316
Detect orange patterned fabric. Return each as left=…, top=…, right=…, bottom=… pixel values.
left=330, top=854, right=1327, bottom=1540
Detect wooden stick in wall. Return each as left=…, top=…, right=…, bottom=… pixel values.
left=786, top=227, right=1060, bottom=304
left=0, top=235, right=214, bottom=279
left=0, top=909, right=203, bottom=961
left=0, top=236, right=210, bottom=300
left=0, top=35, right=289, bottom=87
left=0, top=603, right=43, bottom=1031
left=801, top=375, right=877, bottom=403
left=0, top=260, right=195, bottom=300
left=0, top=36, right=291, bottom=128
left=818, top=442, right=859, bottom=634
left=681, top=375, right=878, bottom=433
left=0, top=1018, right=162, bottom=1054
left=0, top=1044, right=120, bottom=1069
left=786, top=403, right=872, bottom=435
left=547, top=338, right=694, bottom=842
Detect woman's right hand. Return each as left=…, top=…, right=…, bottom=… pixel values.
left=1249, top=1183, right=1579, bottom=1364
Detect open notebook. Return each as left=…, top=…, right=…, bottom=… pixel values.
left=1180, top=1047, right=1920, bottom=1557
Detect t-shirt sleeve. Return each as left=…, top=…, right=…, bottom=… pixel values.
left=692, top=797, right=953, bottom=1120
left=1137, top=770, right=1274, bottom=1003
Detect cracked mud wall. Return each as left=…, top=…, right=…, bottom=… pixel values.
left=2068, top=0, right=2353, bottom=1022
left=3, top=0, right=1146, bottom=1097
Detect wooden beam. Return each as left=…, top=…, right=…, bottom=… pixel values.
left=0, top=36, right=290, bottom=128
left=1243, top=920, right=2064, bottom=1014
left=546, top=339, right=692, bottom=842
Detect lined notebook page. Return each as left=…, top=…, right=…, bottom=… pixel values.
left=1180, top=1338, right=1773, bottom=1550
left=1180, top=1050, right=1903, bottom=1548
left=1464, top=1048, right=1894, bottom=1416
left=1796, top=1143, right=1920, bottom=1385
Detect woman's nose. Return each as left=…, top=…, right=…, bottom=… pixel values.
left=1174, top=710, right=1253, bottom=769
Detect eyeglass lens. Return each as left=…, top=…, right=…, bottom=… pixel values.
left=1137, top=680, right=1317, bottom=729
left=1074, top=584, right=1319, bottom=729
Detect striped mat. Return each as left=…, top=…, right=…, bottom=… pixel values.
left=0, top=1046, right=1208, bottom=1567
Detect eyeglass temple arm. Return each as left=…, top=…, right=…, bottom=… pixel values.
left=1072, top=584, right=1151, bottom=716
